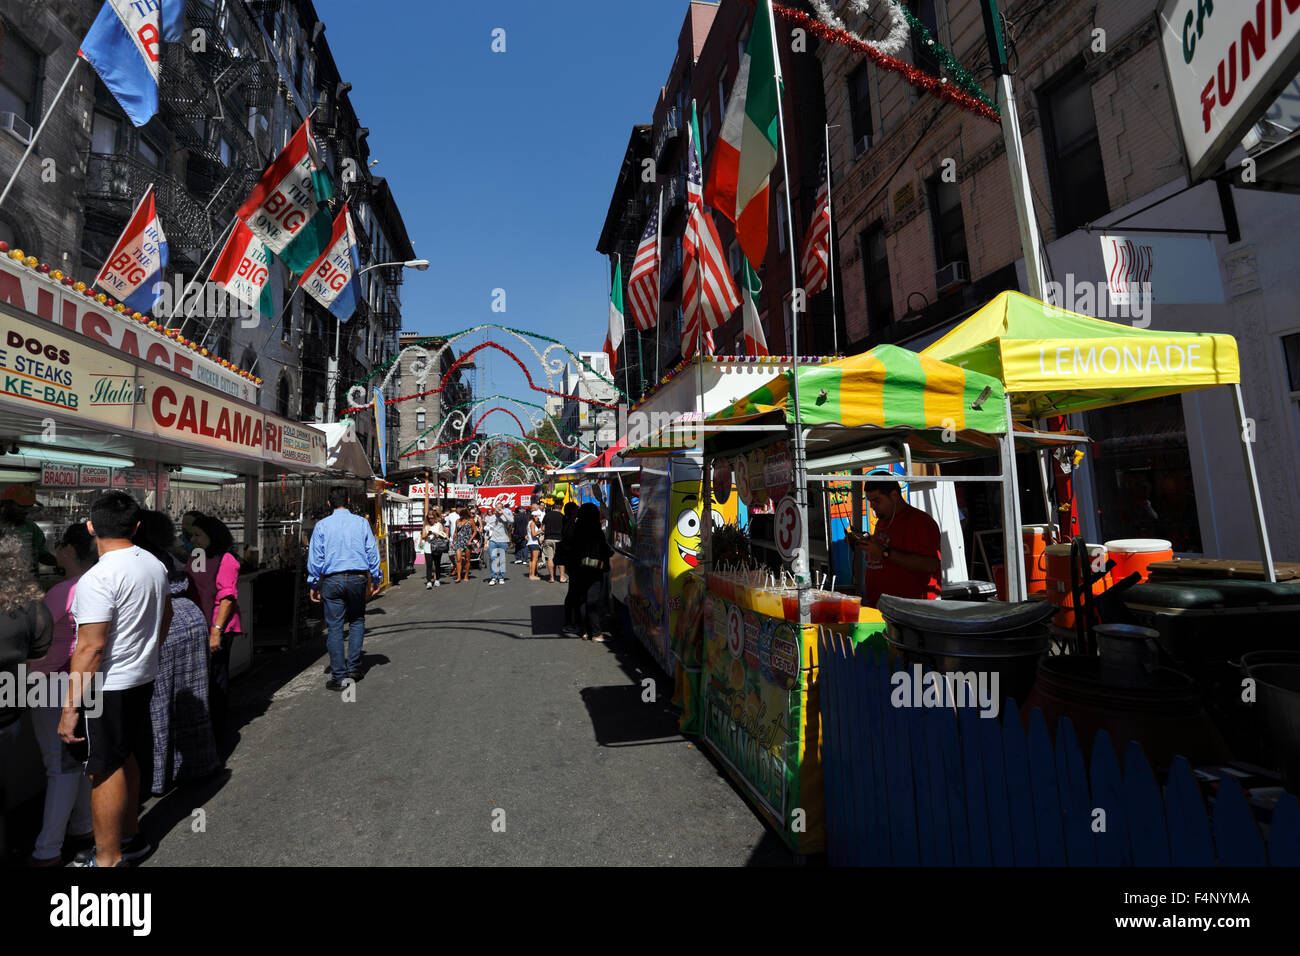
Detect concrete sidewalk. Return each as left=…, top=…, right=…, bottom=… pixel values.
left=130, top=569, right=791, bottom=866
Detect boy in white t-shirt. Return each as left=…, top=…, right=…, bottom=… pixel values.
left=59, top=491, right=170, bottom=868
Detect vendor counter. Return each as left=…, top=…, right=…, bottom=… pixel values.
left=694, top=572, right=887, bottom=855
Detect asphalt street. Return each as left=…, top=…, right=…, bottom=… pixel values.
left=136, top=564, right=792, bottom=866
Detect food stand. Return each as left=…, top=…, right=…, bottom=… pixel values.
left=681, top=346, right=1087, bottom=854
left=919, top=291, right=1273, bottom=588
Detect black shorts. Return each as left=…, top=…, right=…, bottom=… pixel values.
left=84, top=682, right=155, bottom=779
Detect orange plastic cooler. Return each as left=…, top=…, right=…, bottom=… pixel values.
left=1023, top=524, right=1053, bottom=595
left=1105, top=539, right=1174, bottom=584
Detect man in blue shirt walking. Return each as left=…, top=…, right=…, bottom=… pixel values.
left=307, top=487, right=382, bottom=691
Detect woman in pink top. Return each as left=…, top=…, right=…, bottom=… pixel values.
left=29, top=523, right=96, bottom=866
left=189, top=516, right=242, bottom=747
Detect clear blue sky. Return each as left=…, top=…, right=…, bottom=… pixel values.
left=315, top=0, right=687, bottom=412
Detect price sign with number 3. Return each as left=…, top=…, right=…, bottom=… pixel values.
left=775, top=495, right=802, bottom=562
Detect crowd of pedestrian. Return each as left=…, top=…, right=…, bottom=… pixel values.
left=0, top=489, right=241, bottom=867
left=406, top=492, right=613, bottom=642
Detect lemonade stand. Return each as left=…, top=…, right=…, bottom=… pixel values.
left=690, top=346, right=1088, bottom=854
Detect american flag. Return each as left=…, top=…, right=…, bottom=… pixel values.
left=800, top=149, right=832, bottom=297
left=683, top=100, right=739, bottom=360
left=627, top=200, right=660, bottom=331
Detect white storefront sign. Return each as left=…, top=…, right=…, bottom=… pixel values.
left=1160, top=0, right=1300, bottom=180
left=40, top=463, right=80, bottom=487
left=1098, top=234, right=1224, bottom=305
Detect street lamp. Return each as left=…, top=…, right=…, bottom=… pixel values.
left=326, top=259, right=430, bottom=422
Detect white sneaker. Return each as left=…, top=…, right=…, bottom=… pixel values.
left=433, top=580, right=441, bottom=587
left=426, top=581, right=433, bottom=590
left=487, top=579, right=497, bottom=586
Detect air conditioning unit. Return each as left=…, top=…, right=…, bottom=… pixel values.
left=935, top=260, right=970, bottom=294
left=0, top=111, right=33, bottom=147
left=853, top=134, right=872, bottom=157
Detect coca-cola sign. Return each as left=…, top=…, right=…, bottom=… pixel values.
left=474, top=486, right=533, bottom=512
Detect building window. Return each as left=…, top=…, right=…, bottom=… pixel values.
left=1042, top=66, right=1109, bottom=235
left=928, top=175, right=967, bottom=269
left=861, top=224, right=893, bottom=331
left=138, top=138, right=162, bottom=170
left=1284, top=333, right=1300, bottom=392
left=909, top=0, right=942, bottom=76
left=728, top=239, right=740, bottom=277
left=416, top=408, right=426, bottom=431
left=719, top=76, right=728, bottom=114
left=0, top=28, right=39, bottom=125
left=417, top=437, right=427, bottom=451
left=219, top=138, right=232, bottom=166
left=783, top=297, right=794, bottom=354
left=91, top=112, right=119, bottom=153
left=848, top=64, right=873, bottom=156
left=702, top=103, right=713, bottom=158
left=277, top=375, right=291, bottom=418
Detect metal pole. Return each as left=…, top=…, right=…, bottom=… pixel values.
left=1000, top=394, right=1027, bottom=601
left=247, top=285, right=300, bottom=375
left=326, top=314, right=342, bottom=422
left=824, top=122, right=838, bottom=354
left=170, top=215, right=239, bottom=328
left=1233, top=383, right=1277, bottom=582
left=654, top=185, right=663, bottom=389
left=0, top=59, right=79, bottom=211
left=767, top=0, right=810, bottom=620
left=980, top=0, right=1048, bottom=300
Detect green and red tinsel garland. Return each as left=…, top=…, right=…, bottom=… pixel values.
left=750, top=0, right=1001, bottom=124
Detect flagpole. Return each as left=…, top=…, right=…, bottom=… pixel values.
left=169, top=215, right=239, bottom=328
left=247, top=286, right=300, bottom=376
left=766, top=0, right=811, bottom=611
left=824, top=122, right=838, bottom=355
left=654, top=184, right=663, bottom=390
left=93, top=185, right=153, bottom=289
left=0, top=59, right=80, bottom=212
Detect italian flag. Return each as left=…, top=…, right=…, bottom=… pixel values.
left=604, top=258, right=625, bottom=371
left=705, top=0, right=782, bottom=270
left=741, top=258, right=769, bottom=357
left=236, top=117, right=335, bottom=274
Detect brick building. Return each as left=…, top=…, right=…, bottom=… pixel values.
left=391, top=331, right=472, bottom=477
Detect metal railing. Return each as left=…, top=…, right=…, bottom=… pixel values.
left=84, top=152, right=216, bottom=250
left=654, top=106, right=682, bottom=161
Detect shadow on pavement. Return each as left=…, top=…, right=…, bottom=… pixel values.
left=580, top=683, right=683, bottom=747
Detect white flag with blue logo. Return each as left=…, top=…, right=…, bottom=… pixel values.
left=79, top=0, right=185, bottom=128
left=299, top=205, right=362, bottom=321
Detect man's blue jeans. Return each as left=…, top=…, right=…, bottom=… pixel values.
left=488, top=540, right=507, bottom=580
left=321, top=574, right=367, bottom=679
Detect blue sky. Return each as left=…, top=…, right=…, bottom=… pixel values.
left=315, top=0, right=686, bottom=410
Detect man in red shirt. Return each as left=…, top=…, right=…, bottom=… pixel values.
left=851, top=481, right=942, bottom=608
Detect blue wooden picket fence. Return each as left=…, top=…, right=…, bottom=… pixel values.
left=816, top=629, right=1300, bottom=866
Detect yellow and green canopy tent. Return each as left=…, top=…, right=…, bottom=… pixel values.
left=691, top=344, right=1083, bottom=463
left=920, top=291, right=1240, bottom=420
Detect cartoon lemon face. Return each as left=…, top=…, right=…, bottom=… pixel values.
left=669, top=481, right=735, bottom=570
